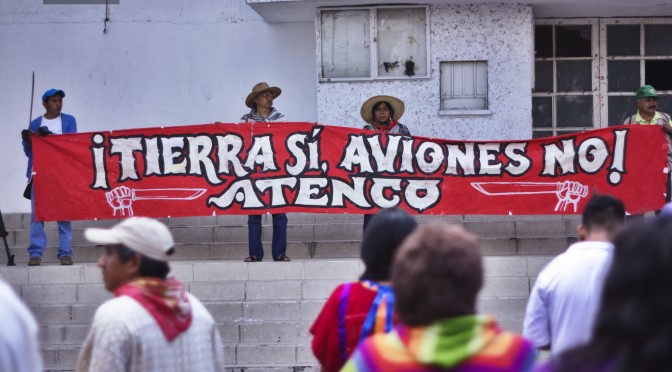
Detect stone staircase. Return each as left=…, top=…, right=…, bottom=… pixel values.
left=0, top=212, right=580, bottom=371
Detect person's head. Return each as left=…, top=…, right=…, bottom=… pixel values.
left=360, top=208, right=417, bottom=282
left=360, top=95, right=405, bottom=125
left=42, top=89, right=65, bottom=119
left=245, top=82, right=281, bottom=112
left=635, top=85, right=659, bottom=117
left=85, top=217, right=175, bottom=291
left=392, top=224, right=482, bottom=326
left=372, top=101, right=394, bottom=123
left=555, top=217, right=672, bottom=371
left=578, top=194, right=625, bottom=240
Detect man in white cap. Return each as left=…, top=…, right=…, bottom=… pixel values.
left=239, top=82, right=290, bottom=262
left=76, top=217, right=224, bottom=372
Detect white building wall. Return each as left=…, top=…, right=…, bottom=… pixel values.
left=316, top=4, right=533, bottom=141
left=0, top=0, right=316, bottom=213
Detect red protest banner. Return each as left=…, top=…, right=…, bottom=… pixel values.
left=31, top=122, right=667, bottom=221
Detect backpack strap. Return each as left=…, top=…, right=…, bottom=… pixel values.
left=337, top=283, right=353, bottom=363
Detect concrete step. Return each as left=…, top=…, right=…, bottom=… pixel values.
left=3, top=236, right=570, bottom=265
left=0, top=256, right=552, bottom=370
left=2, top=213, right=581, bottom=241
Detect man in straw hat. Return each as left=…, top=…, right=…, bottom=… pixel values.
left=623, top=85, right=672, bottom=203
left=240, top=82, right=290, bottom=262
left=76, top=217, right=224, bottom=371
left=360, top=95, right=412, bottom=230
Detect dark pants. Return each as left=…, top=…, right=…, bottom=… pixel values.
left=248, top=213, right=287, bottom=260
left=363, top=214, right=373, bottom=233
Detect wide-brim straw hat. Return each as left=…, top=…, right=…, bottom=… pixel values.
left=245, top=82, right=282, bottom=108
left=360, top=95, right=405, bottom=124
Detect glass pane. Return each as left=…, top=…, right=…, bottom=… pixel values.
left=556, top=25, right=592, bottom=57
left=645, top=25, right=672, bottom=56
left=534, top=61, right=553, bottom=92
left=532, top=97, right=552, bottom=128
left=657, top=95, right=672, bottom=117
left=321, top=10, right=370, bottom=78
left=377, top=8, right=427, bottom=77
left=608, top=96, right=636, bottom=126
left=533, top=130, right=553, bottom=139
left=608, top=60, right=640, bottom=92
left=557, top=95, right=593, bottom=127
left=607, top=25, right=640, bottom=56
left=557, top=60, right=592, bottom=92
left=645, top=60, right=672, bottom=90
left=535, top=25, right=553, bottom=58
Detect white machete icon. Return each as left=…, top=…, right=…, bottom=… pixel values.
left=106, top=186, right=207, bottom=217
left=470, top=181, right=589, bottom=212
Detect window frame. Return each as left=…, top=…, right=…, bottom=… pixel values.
left=316, top=5, right=431, bottom=82
left=532, top=19, right=600, bottom=138
left=599, top=18, right=672, bottom=126
left=439, top=60, right=491, bottom=116
left=533, top=18, right=672, bottom=138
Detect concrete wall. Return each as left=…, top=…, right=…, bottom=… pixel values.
left=0, top=0, right=317, bottom=213
left=316, top=4, right=534, bottom=141
left=1, top=2, right=534, bottom=213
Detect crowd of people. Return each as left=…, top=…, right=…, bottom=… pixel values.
left=3, top=194, right=672, bottom=371
left=5, top=82, right=672, bottom=371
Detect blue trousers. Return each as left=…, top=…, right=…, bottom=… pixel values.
left=27, top=187, right=72, bottom=259
left=248, top=214, right=287, bottom=261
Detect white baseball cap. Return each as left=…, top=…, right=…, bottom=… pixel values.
left=85, top=217, right=175, bottom=262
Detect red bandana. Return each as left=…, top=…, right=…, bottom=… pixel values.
left=114, top=277, right=193, bottom=342
left=373, top=120, right=399, bottom=132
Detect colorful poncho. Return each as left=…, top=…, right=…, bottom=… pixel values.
left=311, top=281, right=398, bottom=372
left=341, top=315, right=536, bottom=372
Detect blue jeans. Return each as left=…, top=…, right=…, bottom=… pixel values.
left=248, top=213, right=287, bottom=261
left=27, top=187, right=72, bottom=259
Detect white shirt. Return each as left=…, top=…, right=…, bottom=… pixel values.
left=77, top=294, right=225, bottom=372
left=0, top=279, right=43, bottom=372
left=41, top=115, right=63, bottom=134
left=523, top=240, right=614, bottom=355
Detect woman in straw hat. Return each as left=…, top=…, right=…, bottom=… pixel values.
left=360, top=95, right=410, bottom=135
left=239, top=82, right=290, bottom=262
left=360, top=95, right=411, bottom=230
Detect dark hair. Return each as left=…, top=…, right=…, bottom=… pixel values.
left=116, top=244, right=170, bottom=279
left=581, top=194, right=625, bottom=234
left=392, top=224, right=482, bottom=326
left=372, top=101, right=395, bottom=121
left=359, top=208, right=417, bottom=282
left=552, top=217, right=672, bottom=372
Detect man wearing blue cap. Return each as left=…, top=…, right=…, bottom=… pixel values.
left=623, top=85, right=672, bottom=202
left=21, top=88, right=78, bottom=266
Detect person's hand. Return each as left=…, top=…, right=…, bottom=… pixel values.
left=37, top=126, right=53, bottom=136
left=21, top=129, right=31, bottom=142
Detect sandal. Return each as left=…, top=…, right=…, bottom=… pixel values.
left=274, top=255, right=291, bottom=262
left=244, top=256, right=259, bottom=262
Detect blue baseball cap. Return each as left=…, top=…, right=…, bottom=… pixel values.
left=42, top=89, right=65, bottom=102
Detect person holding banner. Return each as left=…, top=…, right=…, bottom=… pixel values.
left=623, top=85, right=672, bottom=202
left=239, top=82, right=290, bottom=262
left=360, top=95, right=411, bottom=231
left=21, top=89, right=77, bottom=266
